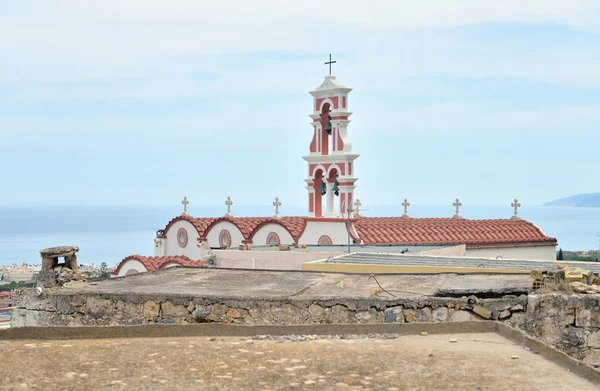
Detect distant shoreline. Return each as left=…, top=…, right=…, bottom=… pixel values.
left=544, top=193, right=600, bottom=208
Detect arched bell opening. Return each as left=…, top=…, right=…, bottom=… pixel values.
left=320, top=103, right=332, bottom=155
left=313, top=168, right=325, bottom=217
left=327, top=167, right=340, bottom=217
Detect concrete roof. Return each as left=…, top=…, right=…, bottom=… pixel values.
left=56, top=268, right=531, bottom=301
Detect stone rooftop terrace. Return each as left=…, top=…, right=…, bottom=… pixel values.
left=56, top=267, right=532, bottom=300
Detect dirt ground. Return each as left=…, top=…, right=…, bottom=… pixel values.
left=0, top=332, right=595, bottom=390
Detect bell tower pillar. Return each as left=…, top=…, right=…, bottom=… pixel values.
left=303, top=74, right=359, bottom=218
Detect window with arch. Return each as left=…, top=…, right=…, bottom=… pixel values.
left=317, top=235, right=333, bottom=246
left=218, top=230, right=232, bottom=248
left=177, top=227, right=188, bottom=248
left=266, top=232, right=281, bottom=246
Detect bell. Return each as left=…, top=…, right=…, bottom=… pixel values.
left=320, top=180, right=327, bottom=196
left=332, top=177, right=339, bottom=196
left=324, top=115, right=332, bottom=135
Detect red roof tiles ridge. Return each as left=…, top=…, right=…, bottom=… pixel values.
left=114, top=255, right=201, bottom=275
left=161, top=215, right=556, bottom=248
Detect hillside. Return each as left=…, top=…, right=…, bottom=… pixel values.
left=544, top=193, right=600, bottom=207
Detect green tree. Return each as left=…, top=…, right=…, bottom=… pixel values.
left=99, top=262, right=110, bottom=279
left=557, top=248, right=564, bottom=261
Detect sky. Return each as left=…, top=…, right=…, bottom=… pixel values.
left=1, top=1, right=599, bottom=208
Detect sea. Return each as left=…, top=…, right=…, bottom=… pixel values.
left=1, top=205, right=599, bottom=267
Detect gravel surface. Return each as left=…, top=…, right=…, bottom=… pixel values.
left=0, top=332, right=596, bottom=390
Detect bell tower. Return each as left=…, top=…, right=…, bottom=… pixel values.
left=303, top=70, right=359, bottom=218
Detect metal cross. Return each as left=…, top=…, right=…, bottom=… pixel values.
left=453, top=198, right=462, bottom=216
left=225, top=196, right=233, bottom=217
left=325, top=54, right=336, bottom=75
left=181, top=196, right=189, bottom=216
left=511, top=199, right=521, bottom=217
left=402, top=198, right=410, bottom=215
left=273, top=197, right=282, bottom=218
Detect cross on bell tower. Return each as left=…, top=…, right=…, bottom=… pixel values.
left=303, top=65, right=359, bottom=218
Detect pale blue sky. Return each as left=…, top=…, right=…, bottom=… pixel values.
left=1, top=1, right=599, bottom=208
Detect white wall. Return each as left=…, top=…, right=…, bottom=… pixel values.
left=465, top=245, right=556, bottom=261
left=298, top=221, right=350, bottom=245
left=251, top=223, right=295, bottom=246
left=115, top=259, right=147, bottom=277
left=211, top=250, right=345, bottom=271
left=164, top=220, right=203, bottom=259
left=205, top=220, right=245, bottom=248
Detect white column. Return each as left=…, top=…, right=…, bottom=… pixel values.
left=326, top=183, right=335, bottom=217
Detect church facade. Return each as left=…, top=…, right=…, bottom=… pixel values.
left=114, top=74, right=557, bottom=276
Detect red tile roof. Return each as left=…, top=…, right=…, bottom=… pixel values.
left=353, top=217, right=557, bottom=247
left=160, top=214, right=556, bottom=248
left=114, top=255, right=203, bottom=275
left=161, top=215, right=308, bottom=242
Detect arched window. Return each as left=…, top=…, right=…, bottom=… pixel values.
left=318, top=235, right=333, bottom=246
left=219, top=230, right=232, bottom=248
left=266, top=232, right=281, bottom=246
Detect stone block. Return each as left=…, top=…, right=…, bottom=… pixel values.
left=227, top=308, right=242, bottom=319
left=576, top=306, right=600, bottom=328
left=415, top=307, right=433, bottom=322
left=308, top=304, right=325, bottom=319
left=511, top=304, right=524, bottom=312
left=143, top=301, right=160, bottom=319
left=192, top=305, right=211, bottom=321
left=384, top=306, right=404, bottom=323
left=86, top=297, right=115, bottom=317
left=587, top=330, right=600, bottom=348
left=449, top=310, right=475, bottom=322
left=328, top=305, right=351, bottom=323
left=404, top=309, right=415, bottom=323
left=499, top=310, right=511, bottom=320
left=161, top=301, right=190, bottom=318
left=432, top=307, right=448, bottom=322
left=583, top=349, right=600, bottom=368
left=211, top=303, right=229, bottom=317
left=472, top=305, right=492, bottom=319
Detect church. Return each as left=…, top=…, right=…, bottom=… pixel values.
left=113, top=67, right=557, bottom=276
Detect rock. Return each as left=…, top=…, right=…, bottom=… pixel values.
left=206, top=314, right=220, bottom=322
left=227, top=308, right=242, bottom=319
left=499, top=310, right=511, bottom=320
left=86, top=297, right=115, bottom=317
left=572, top=282, right=592, bottom=294
left=355, top=311, right=373, bottom=321
left=308, top=304, right=325, bottom=319
left=587, top=330, right=600, bottom=348
left=467, top=295, right=478, bottom=304
left=404, top=309, right=415, bottom=323
left=384, top=306, right=404, bottom=323
left=211, top=303, right=229, bottom=317
left=511, top=304, right=524, bottom=312
left=415, top=307, right=433, bottom=322
left=472, top=305, right=492, bottom=320
left=432, top=307, right=448, bottom=322
left=449, top=310, right=474, bottom=322
left=187, top=301, right=195, bottom=312
left=491, top=310, right=500, bottom=320
left=328, top=305, right=350, bottom=323
left=161, top=301, right=189, bottom=318
left=192, top=305, right=211, bottom=321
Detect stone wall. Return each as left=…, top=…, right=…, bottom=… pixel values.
left=521, top=293, right=600, bottom=368
left=10, top=290, right=600, bottom=368
left=12, top=291, right=526, bottom=328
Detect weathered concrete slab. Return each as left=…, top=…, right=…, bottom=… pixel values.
left=55, top=267, right=531, bottom=301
